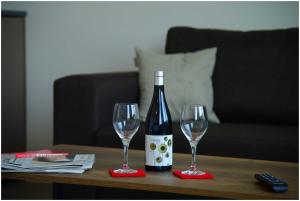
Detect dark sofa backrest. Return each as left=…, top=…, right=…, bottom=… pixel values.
left=166, top=27, right=299, bottom=125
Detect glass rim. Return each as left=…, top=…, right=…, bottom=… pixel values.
left=114, top=102, right=138, bottom=106
left=183, top=104, right=206, bottom=108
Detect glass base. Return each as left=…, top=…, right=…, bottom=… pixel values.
left=113, top=168, right=137, bottom=174
left=181, top=169, right=206, bottom=176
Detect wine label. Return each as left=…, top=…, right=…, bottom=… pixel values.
left=145, top=134, right=173, bottom=166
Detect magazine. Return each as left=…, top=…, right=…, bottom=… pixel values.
left=1, top=151, right=95, bottom=174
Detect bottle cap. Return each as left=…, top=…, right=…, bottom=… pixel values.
left=155, top=71, right=164, bottom=77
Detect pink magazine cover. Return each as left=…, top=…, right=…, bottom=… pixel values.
left=15, top=149, right=69, bottom=158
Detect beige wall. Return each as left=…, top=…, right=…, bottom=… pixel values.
left=2, top=2, right=298, bottom=150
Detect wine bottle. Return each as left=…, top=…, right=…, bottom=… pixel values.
left=145, top=70, right=173, bottom=171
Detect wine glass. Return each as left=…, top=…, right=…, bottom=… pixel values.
left=112, top=103, right=140, bottom=173
left=180, top=104, right=208, bottom=175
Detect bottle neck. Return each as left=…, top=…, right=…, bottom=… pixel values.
left=153, top=84, right=165, bottom=102
left=154, top=85, right=164, bottom=92
left=155, top=76, right=164, bottom=86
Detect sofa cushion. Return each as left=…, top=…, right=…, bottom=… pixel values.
left=135, top=47, right=220, bottom=123
left=96, top=122, right=298, bottom=162
left=165, top=27, right=299, bottom=125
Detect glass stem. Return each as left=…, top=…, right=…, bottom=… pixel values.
left=122, top=142, right=129, bottom=169
left=190, top=143, right=197, bottom=171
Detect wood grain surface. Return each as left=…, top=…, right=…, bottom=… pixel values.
left=2, top=144, right=298, bottom=199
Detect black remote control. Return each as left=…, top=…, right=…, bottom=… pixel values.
left=254, top=173, right=288, bottom=193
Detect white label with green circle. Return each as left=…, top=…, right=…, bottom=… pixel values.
left=145, top=134, right=173, bottom=166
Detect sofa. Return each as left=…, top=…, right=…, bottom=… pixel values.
left=53, top=27, right=298, bottom=198
left=54, top=27, right=298, bottom=162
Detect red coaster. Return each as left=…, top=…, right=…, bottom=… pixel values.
left=173, top=170, right=214, bottom=179
left=109, top=169, right=146, bottom=177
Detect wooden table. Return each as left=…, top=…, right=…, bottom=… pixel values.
left=2, top=144, right=298, bottom=199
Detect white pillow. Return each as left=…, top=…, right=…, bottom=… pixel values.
left=135, top=47, right=220, bottom=123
